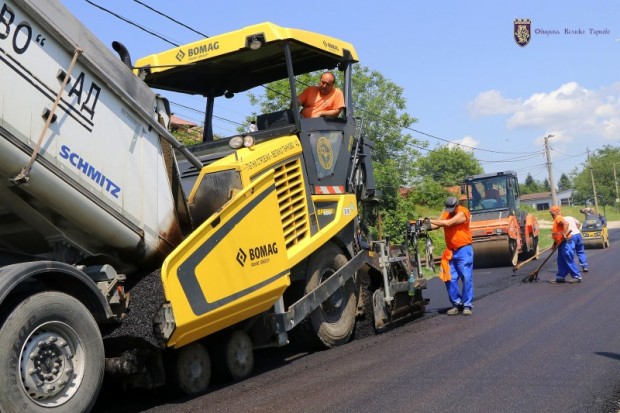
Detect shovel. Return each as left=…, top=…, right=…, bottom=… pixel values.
left=513, top=245, right=554, bottom=272
left=522, top=244, right=558, bottom=282
left=523, top=230, right=572, bottom=283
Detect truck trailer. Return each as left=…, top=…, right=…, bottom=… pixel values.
left=0, top=1, right=428, bottom=412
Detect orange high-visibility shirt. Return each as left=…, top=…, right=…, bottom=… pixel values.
left=552, top=214, right=568, bottom=244
left=298, top=86, right=344, bottom=118
left=440, top=205, right=472, bottom=250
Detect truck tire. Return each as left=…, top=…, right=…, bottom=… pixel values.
left=212, top=330, right=254, bottom=381
left=0, top=291, right=104, bottom=413
left=167, top=342, right=211, bottom=396
left=301, top=243, right=357, bottom=349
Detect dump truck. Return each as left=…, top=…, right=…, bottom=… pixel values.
left=463, top=171, right=539, bottom=267
left=0, top=2, right=428, bottom=411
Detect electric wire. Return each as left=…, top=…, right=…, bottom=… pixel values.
left=81, top=1, right=582, bottom=178
left=132, top=0, right=209, bottom=38
left=83, top=0, right=179, bottom=47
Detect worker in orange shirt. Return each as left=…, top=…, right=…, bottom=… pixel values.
left=428, top=196, right=474, bottom=315
left=550, top=205, right=582, bottom=283
left=297, top=72, right=345, bottom=118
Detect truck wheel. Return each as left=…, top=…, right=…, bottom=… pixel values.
left=302, top=243, right=357, bottom=349
left=0, top=291, right=104, bottom=413
left=212, top=330, right=254, bottom=381
left=168, top=342, right=211, bottom=395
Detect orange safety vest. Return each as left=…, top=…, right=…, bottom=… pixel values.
left=439, top=248, right=453, bottom=282
left=552, top=215, right=569, bottom=244
left=440, top=205, right=472, bottom=250
left=438, top=205, right=472, bottom=282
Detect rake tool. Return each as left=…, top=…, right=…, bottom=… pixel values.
left=512, top=245, right=554, bottom=272
left=522, top=244, right=558, bottom=282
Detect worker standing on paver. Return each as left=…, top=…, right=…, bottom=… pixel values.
left=550, top=206, right=582, bottom=283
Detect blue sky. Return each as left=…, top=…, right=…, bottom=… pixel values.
left=61, top=0, right=620, bottom=183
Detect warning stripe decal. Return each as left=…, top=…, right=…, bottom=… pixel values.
left=315, top=185, right=345, bottom=194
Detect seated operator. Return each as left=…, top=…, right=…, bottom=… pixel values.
left=483, top=182, right=500, bottom=200
left=297, top=72, right=345, bottom=118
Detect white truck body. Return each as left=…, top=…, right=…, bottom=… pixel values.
left=0, top=0, right=187, bottom=272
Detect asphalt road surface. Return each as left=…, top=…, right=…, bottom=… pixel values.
left=94, top=227, right=620, bottom=413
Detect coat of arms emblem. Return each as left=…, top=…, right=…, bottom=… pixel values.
left=514, top=18, right=531, bottom=47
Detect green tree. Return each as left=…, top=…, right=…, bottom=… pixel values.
left=350, top=66, right=421, bottom=213
left=385, top=146, right=482, bottom=235
left=413, top=146, right=483, bottom=188
left=542, top=178, right=550, bottom=192
left=570, top=145, right=620, bottom=206
left=557, top=173, right=572, bottom=191
left=379, top=177, right=449, bottom=240
left=520, top=173, right=543, bottom=194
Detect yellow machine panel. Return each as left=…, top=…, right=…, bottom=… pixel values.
left=135, top=22, right=359, bottom=78
left=161, top=171, right=290, bottom=348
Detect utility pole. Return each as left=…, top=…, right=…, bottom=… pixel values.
left=544, top=134, right=557, bottom=205
left=587, top=148, right=599, bottom=213
left=614, top=161, right=619, bottom=212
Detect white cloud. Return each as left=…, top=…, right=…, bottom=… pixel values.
left=469, top=82, right=620, bottom=143
left=448, top=135, right=479, bottom=152
left=468, top=90, right=523, bottom=116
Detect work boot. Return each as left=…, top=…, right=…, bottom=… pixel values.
left=447, top=307, right=460, bottom=315
left=462, top=308, right=473, bottom=316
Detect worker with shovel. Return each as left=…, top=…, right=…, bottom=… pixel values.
left=550, top=205, right=582, bottom=283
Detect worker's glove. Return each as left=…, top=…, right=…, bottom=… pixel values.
left=423, top=217, right=432, bottom=230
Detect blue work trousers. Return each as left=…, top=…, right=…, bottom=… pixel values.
left=572, top=233, right=588, bottom=269
left=556, top=239, right=581, bottom=280
left=445, top=245, right=474, bottom=308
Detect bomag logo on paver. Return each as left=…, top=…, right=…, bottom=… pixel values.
left=322, top=40, right=340, bottom=52
left=236, top=248, right=248, bottom=267
left=236, top=242, right=279, bottom=267
left=176, top=41, right=220, bottom=62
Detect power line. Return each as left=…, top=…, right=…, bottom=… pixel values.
left=550, top=147, right=587, bottom=159
left=476, top=152, right=544, bottom=164
left=406, top=126, right=541, bottom=156
left=170, top=101, right=245, bottom=127
left=351, top=103, right=541, bottom=156
left=83, top=0, right=179, bottom=47
left=132, top=0, right=209, bottom=38
left=79, top=3, right=562, bottom=166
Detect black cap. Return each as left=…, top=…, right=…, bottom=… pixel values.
left=444, top=196, right=458, bottom=213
